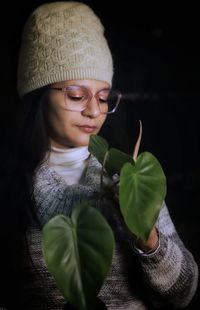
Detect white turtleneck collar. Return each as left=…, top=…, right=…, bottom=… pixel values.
left=48, top=146, right=90, bottom=185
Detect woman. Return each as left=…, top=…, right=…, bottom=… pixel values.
left=0, top=1, right=198, bottom=309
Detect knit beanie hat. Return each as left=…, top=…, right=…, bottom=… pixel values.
left=17, top=1, right=113, bottom=97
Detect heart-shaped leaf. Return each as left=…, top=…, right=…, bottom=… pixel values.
left=105, top=148, right=134, bottom=176
left=42, top=203, right=114, bottom=310
left=88, top=135, right=109, bottom=164
left=119, top=152, right=166, bottom=241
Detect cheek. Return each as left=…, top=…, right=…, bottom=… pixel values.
left=96, top=115, right=107, bottom=131
left=47, top=104, right=71, bottom=136
left=56, top=115, right=76, bottom=139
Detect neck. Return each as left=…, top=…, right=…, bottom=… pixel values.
left=47, top=145, right=90, bottom=185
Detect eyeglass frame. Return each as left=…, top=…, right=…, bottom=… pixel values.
left=48, top=85, right=122, bottom=114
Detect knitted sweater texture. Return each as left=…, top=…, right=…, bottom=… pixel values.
left=20, top=155, right=198, bottom=309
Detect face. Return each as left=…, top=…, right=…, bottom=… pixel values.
left=46, top=79, right=109, bottom=148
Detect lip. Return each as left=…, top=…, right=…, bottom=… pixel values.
left=77, top=125, right=97, bottom=133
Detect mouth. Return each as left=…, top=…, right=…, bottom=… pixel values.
left=76, top=125, right=98, bottom=134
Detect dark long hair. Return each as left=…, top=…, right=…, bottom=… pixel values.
left=0, top=87, right=50, bottom=307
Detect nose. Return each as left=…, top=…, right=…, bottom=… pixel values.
left=82, top=95, right=101, bottom=118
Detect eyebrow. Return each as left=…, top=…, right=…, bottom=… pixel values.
left=97, top=87, right=111, bottom=92
left=63, top=84, right=111, bottom=92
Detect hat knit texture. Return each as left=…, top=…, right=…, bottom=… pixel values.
left=17, top=1, right=113, bottom=97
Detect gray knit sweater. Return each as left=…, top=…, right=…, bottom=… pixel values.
left=20, top=155, right=198, bottom=309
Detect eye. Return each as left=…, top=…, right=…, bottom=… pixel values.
left=99, top=97, right=107, bottom=103
left=68, top=95, right=84, bottom=101
left=66, top=90, right=86, bottom=102
left=98, top=91, right=109, bottom=104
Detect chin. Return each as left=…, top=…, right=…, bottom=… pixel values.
left=79, top=132, right=99, bottom=146
left=68, top=136, right=90, bottom=147
left=77, top=137, right=91, bottom=146
left=61, top=131, right=99, bottom=148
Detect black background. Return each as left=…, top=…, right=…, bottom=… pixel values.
left=1, top=1, right=200, bottom=307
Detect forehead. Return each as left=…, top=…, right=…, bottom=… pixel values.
left=51, top=79, right=110, bottom=91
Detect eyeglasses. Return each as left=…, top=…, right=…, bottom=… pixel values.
left=49, top=85, right=122, bottom=114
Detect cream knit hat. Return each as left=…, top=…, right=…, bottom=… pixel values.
left=17, top=1, right=113, bottom=97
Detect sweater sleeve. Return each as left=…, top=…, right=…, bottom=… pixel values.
left=132, top=202, right=199, bottom=309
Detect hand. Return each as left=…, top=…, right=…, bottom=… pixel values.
left=109, top=181, right=159, bottom=253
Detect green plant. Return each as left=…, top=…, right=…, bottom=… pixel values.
left=42, top=203, right=114, bottom=310
left=42, top=124, right=167, bottom=309
left=89, top=134, right=166, bottom=241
